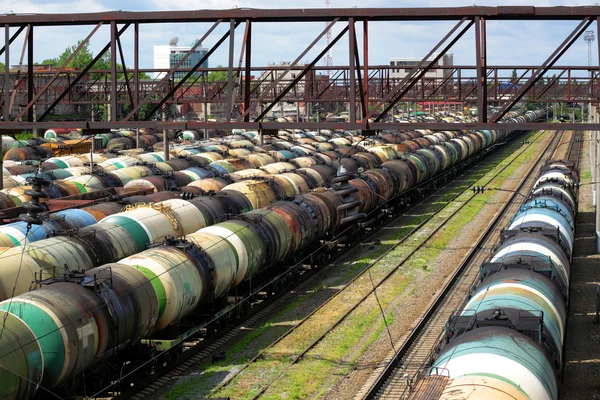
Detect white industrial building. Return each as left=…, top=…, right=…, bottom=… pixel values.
left=153, top=39, right=209, bottom=80
left=389, top=53, right=453, bottom=80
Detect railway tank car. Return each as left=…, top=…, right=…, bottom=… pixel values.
left=0, top=109, right=550, bottom=400
left=429, top=160, right=578, bottom=400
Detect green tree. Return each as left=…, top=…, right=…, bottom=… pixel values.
left=511, top=69, right=518, bottom=83
left=206, top=65, right=228, bottom=83
left=43, top=40, right=150, bottom=80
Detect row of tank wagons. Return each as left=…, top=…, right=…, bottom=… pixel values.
left=0, top=109, right=549, bottom=399
left=4, top=108, right=544, bottom=203
left=0, top=107, right=521, bottom=161
left=0, top=126, right=502, bottom=209
left=3, top=127, right=357, bottom=160
left=0, top=110, right=548, bottom=291
left=0, top=110, right=540, bottom=400
left=0, top=107, right=538, bottom=162
left=429, top=160, right=578, bottom=400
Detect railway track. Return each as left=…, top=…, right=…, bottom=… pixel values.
left=359, top=129, right=571, bottom=400
left=197, top=131, right=553, bottom=400
left=107, top=130, right=545, bottom=400
left=566, top=130, right=583, bottom=168
left=108, top=139, right=520, bottom=400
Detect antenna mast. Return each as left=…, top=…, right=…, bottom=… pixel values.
left=324, top=0, right=332, bottom=74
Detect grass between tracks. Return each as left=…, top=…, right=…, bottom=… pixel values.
left=162, top=130, right=544, bottom=400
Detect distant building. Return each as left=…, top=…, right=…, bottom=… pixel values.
left=257, top=62, right=310, bottom=119
left=153, top=40, right=209, bottom=80
left=389, top=53, right=453, bottom=80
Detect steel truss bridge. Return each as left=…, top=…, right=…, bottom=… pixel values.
left=1, top=6, right=600, bottom=133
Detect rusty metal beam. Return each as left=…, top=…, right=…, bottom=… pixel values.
left=475, top=16, right=487, bottom=122
left=426, top=68, right=456, bottom=100
left=8, top=25, right=30, bottom=116
left=116, top=31, right=134, bottom=111
left=3, top=24, right=9, bottom=122
left=134, top=22, right=139, bottom=120
left=370, top=17, right=474, bottom=122
left=244, top=20, right=252, bottom=122
left=140, top=21, right=241, bottom=121
left=491, top=17, right=593, bottom=122
left=363, top=19, right=369, bottom=120
left=238, top=18, right=340, bottom=121
left=348, top=18, right=356, bottom=124
left=226, top=19, right=235, bottom=122
left=253, top=25, right=350, bottom=121
left=123, top=19, right=223, bottom=121
left=4, top=7, right=600, bottom=26
left=0, top=25, right=24, bottom=58
left=36, top=23, right=129, bottom=121
left=231, top=20, right=250, bottom=119
left=13, top=21, right=103, bottom=122
left=536, top=69, right=566, bottom=99
left=0, top=120, right=597, bottom=132
left=26, top=24, right=33, bottom=123
left=110, top=21, right=117, bottom=122
left=353, top=30, right=366, bottom=120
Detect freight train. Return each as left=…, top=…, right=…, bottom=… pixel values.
left=429, top=160, right=578, bottom=400
left=0, top=112, right=542, bottom=304
left=0, top=108, right=549, bottom=399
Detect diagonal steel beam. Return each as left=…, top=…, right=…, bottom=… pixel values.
left=491, top=17, right=592, bottom=122
left=230, top=20, right=250, bottom=120
left=141, top=21, right=241, bottom=121
left=536, top=69, right=566, bottom=100
left=14, top=21, right=103, bottom=122
left=348, top=18, right=356, bottom=123
left=116, top=32, right=134, bottom=111
left=37, top=24, right=129, bottom=121
left=8, top=25, right=30, bottom=115
left=315, top=69, right=345, bottom=99
left=253, top=25, right=349, bottom=121
left=238, top=18, right=340, bottom=121
left=369, top=18, right=473, bottom=123
left=175, top=69, right=204, bottom=102
left=0, top=25, right=24, bottom=58
left=498, top=68, right=530, bottom=100
left=349, top=19, right=366, bottom=120
left=123, top=19, right=223, bottom=121
left=226, top=19, right=235, bottom=122
left=426, top=68, right=456, bottom=100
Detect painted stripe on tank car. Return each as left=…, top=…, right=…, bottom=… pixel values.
left=100, top=215, right=151, bottom=252
left=0, top=301, right=65, bottom=386
left=132, top=265, right=167, bottom=321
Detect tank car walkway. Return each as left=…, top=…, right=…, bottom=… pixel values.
left=560, top=132, right=600, bottom=400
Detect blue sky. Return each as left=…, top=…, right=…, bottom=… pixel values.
left=0, top=0, right=596, bottom=76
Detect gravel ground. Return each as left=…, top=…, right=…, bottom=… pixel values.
left=560, top=130, right=600, bottom=400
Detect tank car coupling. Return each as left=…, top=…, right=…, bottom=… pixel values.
left=332, top=164, right=366, bottom=227
left=19, top=168, right=51, bottom=227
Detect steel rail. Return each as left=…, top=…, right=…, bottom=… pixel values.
left=363, top=129, right=565, bottom=400
left=206, top=130, right=548, bottom=399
